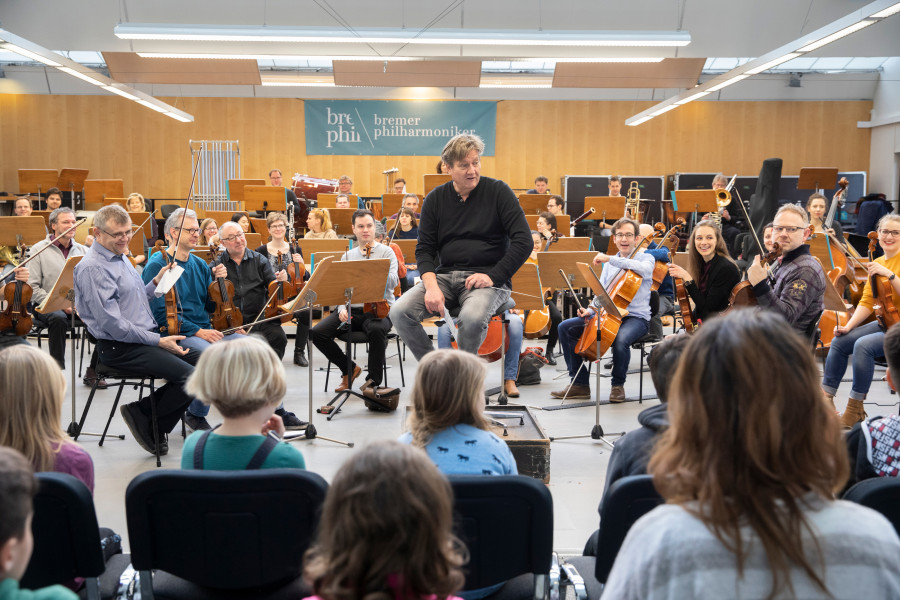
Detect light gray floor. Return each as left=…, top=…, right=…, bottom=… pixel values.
left=51, top=328, right=899, bottom=556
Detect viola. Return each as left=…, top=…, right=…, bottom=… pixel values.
left=154, top=240, right=181, bottom=335
left=289, top=237, right=306, bottom=284
left=727, top=242, right=782, bottom=311
left=207, top=246, right=243, bottom=331
left=265, top=251, right=297, bottom=324
left=868, top=231, right=900, bottom=330
left=360, top=243, right=391, bottom=318
left=0, top=243, right=33, bottom=336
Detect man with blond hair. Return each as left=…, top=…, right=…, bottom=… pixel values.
left=390, top=134, right=531, bottom=359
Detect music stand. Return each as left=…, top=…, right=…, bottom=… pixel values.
left=297, top=238, right=351, bottom=260
left=248, top=217, right=269, bottom=237
left=17, top=169, right=58, bottom=201
left=584, top=197, right=626, bottom=226
left=101, top=197, right=129, bottom=207
left=518, top=194, right=551, bottom=215
left=57, top=169, right=89, bottom=211
left=382, top=193, right=410, bottom=218
left=537, top=252, right=599, bottom=290
left=0, top=217, right=48, bottom=249
left=31, top=211, right=52, bottom=230
left=424, top=174, right=450, bottom=196
left=275, top=256, right=353, bottom=447
left=798, top=168, right=839, bottom=194
left=672, top=190, right=718, bottom=215
left=393, top=239, right=417, bottom=262
left=309, top=251, right=346, bottom=271
left=83, top=180, right=124, bottom=210
left=526, top=214, right=570, bottom=232
left=317, top=194, right=360, bottom=209
left=548, top=237, right=591, bottom=251
left=226, top=179, right=265, bottom=208
left=245, top=185, right=287, bottom=215
left=548, top=261, right=626, bottom=447
left=328, top=208, right=357, bottom=237
left=283, top=256, right=390, bottom=421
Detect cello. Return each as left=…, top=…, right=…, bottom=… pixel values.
left=868, top=231, right=900, bottom=331
left=523, top=229, right=557, bottom=339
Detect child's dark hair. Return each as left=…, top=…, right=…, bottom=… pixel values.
left=0, top=447, right=37, bottom=547
left=304, top=441, right=466, bottom=600
left=648, top=334, right=692, bottom=403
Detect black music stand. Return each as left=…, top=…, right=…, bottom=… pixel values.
left=277, top=256, right=355, bottom=446
left=286, top=257, right=390, bottom=421
left=548, top=262, right=626, bottom=448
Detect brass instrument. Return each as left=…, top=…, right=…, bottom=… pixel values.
left=625, top=181, right=640, bottom=220
left=710, top=189, right=731, bottom=228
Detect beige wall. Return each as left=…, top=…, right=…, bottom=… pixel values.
left=0, top=95, right=872, bottom=199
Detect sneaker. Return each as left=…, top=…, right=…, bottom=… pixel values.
left=120, top=402, right=157, bottom=455
left=609, top=385, right=626, bottom=403
left=183, top=412, right=212, bottom=432
left=293, top=349, right=309, bottom=367
left=275, top=408, right=308, bottom=430
left=550, top=384, right=591, bottom=399
left=603, top=360, right=613, bottom=370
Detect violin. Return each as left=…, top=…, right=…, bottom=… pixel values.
left=0, top=241, right=33, bottom=336
left=207, top=246, right=242, bottom=331
left=868, top=231, right=900, bottom=330
left=727, top=243, right=782, bottom=310
left=523, top=231, right=559, bottom=338
left=265, top=251, right=297, bottom=324
left=154, top=240, right=181, bottom=335
left=361, top=243, right=391, bottom=318
left=289, top=237, right=306, bottom=284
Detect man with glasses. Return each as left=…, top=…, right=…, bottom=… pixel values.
left=74, top=204, right=198, bottom=456
left=747, top=203, right=825, bottom=335
left=553, top=217, right=654, bottom=403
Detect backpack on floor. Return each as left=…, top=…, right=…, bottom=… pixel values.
left=516, top=346, right=549, bottom=386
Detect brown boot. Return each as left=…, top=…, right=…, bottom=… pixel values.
left=840, top=398, right=867, bottom=429
left=609, top=385, right=626, bottom=403
left=550, top=384, right=591, bottom=399
left=504, top=380, right=520, bottom=398
left=335, top=365, right=362, bottom=392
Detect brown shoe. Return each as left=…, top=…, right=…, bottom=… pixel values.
left=609, top=385, right=626, bottom=403
left=823, top=391, right=836, bottom=411
left=840, top=398, right=867, bottom=429
left=504, top=380, right=520, bottom=398
left=550, top=384, right=591, bottom=399
left=335, top=365, right=362, bottom=392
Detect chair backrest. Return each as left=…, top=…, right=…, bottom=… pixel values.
left=21, top=472, right=106, bottom=591
left=159, top=204, right=181, bottom=220
left=449, top=475, right=553, bottom=592
left=594, top=474, right=664, bottom=582
left=803, top=310, right=823, bottom=349
left=126, top=468, right=328, bottom=590
left=842, top=476, right=900, bottom=536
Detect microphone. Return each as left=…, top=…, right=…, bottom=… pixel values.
left=382, top=168, right=399, bottom=174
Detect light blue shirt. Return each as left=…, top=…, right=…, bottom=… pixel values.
left=594, top=250, right=655, bottom=321
left=74, top=241, right=161, bottom=345
left=399, top=424, right=518, bottom=476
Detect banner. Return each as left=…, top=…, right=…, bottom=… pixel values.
left=304, top=100, right=496, bottom=156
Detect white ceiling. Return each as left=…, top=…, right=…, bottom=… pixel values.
left=0, top=0, right=897, bottom=100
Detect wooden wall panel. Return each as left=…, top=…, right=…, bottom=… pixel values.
left=0, top=95, right=872, bottom=201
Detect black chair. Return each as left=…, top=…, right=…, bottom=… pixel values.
left=126, top=468, right=328, bottom=600
left=804, top=310, right=824, bottom=352
left=449, top=475, right=554, bottom=600
left=564, top=475, right=664, bottom=598
left=21, top=472, right=128, bottom=600
left=159, top=204, right=181, bottom=220
left=322, top=329, right=406, bottom=391
left=843, top=476, right=900, bottom=536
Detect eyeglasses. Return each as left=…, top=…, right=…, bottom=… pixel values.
left=176, top=227, right=201, bottom=235
left=772, top=226, right=804, bottom=234
left=879, top=229, right=900, bottom=238
left=614, top=232, right=635, bottom=239
left=268, top=223, right=286, bottom=229
left=220, top=233, right=245, bottom=243
left=98, top=227, right=133, bottom=240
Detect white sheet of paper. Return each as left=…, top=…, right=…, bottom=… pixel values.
left=154, top=264, right=185, bottom=297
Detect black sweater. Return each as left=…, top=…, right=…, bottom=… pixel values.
left=417, top=176, right=532, bottom=287
left=684, top=254, right=741, bottom=321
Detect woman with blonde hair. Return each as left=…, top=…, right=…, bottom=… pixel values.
left=303, top=440, right=465, bottom=600
left=0, top=345, right=94, bottom=491
left=667, top=222, right=740, bottom=322
left=198, top=218, right=220, bottom=247
left=182, top=335, right=306, bottom=470
left=603, top=311, right=900, bottom=599
left=305, top=208, right=337, bottom=239
left=400, top=349, right=516, bottom=476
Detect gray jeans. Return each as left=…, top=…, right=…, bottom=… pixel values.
left=390, top=271, right=512, bottom=360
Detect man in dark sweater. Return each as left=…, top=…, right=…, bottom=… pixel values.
left=390, top=134, right=532, bottom=359
left=582, top=333, right=690, bottom=556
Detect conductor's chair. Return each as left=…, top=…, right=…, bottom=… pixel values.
left=21, top=473, right=129, bottom=600
left=126, top=468, right=328, bottom=600
left=449, top=475, right=555, bottom=600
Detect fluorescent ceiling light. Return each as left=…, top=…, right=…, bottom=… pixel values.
left=115, top=24, right=690, bottom=47
left=136, top=52, right=418, bottom=61
left=479, top=83, right=553, bottom=88
left=102, top=85, right=141, bottom=101
left=136, top=99, right=169, bottom=113
left=2, top=43, right=61, bottom=67
left=872, top=2, right=900, bottom=18
left=56, top=66, right=106, bottom=86
left=166, top=112, right=193, bottom=123
left=706, top=74, right=749, bottom=92
left=260, top=81, right=336, bottom=87
left=797, top=21, right=875, bottom=52
left=627, top=116, right=654, bottom=127
left=745, top=53, right=802, bottom=74
left=674, top=91, right=710, bottom=105
left=650, top=104, right=679, bottom=117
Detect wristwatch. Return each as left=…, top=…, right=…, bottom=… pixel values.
left=890, top=273, right=896, bottom=282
